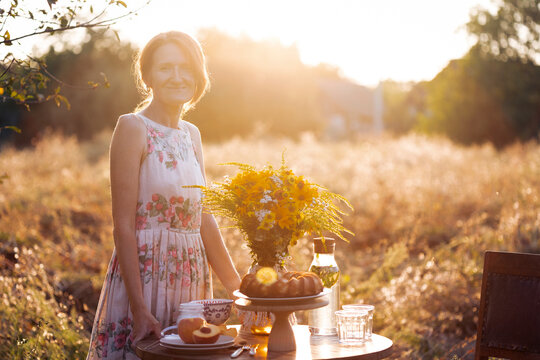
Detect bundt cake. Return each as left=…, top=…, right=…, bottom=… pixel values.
left=240, top=271, right=324, bottom=298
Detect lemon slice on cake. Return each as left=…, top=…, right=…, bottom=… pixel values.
left=255, top=267, right=278, bottom=286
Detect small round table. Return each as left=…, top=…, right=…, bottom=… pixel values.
left=135, top=325, right=393, bottom=360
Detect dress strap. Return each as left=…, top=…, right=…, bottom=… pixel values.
left=181, top=120, right=206, bottom=186
left=181, top=121, right=200, bottom=164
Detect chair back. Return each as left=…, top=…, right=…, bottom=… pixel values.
left=475, top=250, right=540, bottom=360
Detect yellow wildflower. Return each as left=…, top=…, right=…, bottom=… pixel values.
left=257, top=219, right=273, bottom=231
left=286, top=175, right=296, bottom=185
left=265, top=212, right=276, bottom=222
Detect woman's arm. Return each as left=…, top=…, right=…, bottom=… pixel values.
left=200, top=213, right=241, bottom=296
left=110, top=114, right=160, bottom=342
left=187, top=122, right=241, bottom=296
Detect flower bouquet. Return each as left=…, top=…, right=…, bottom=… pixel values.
left=200, top=161, right=353, bottom=267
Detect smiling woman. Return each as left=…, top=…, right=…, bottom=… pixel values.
left=134, top=31, right=210, bottom=116
left=85, top=31, right=241, bottom=360
left=144, top=44, right=197, bottom=108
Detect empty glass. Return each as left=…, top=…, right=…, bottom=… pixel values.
left=335, top=310, right=368, bottom=344
left=342, top=304, right=374, bottom=338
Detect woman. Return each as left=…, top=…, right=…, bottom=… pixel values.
left=87, top=31, right=241, bottom=360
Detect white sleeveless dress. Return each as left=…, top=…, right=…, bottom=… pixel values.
left=86, top=113, right=212, bottom=360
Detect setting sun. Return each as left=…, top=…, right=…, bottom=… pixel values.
left=112, top=0, right=494, bottom=86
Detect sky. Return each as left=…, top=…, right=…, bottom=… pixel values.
left=14, top=0, right=496, bottom=87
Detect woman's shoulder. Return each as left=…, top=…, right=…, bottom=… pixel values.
left=116, top=113, right=146, bottom=131
left=113, top=113, right=147, bottom=139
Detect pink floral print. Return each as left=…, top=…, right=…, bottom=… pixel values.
left=87, top=114, right=210, bottom=360
left=136, top=194, right=202, bottom=232
left=89, top=316, right=134, bottom=358
left=145, top=122, right=190, bottom=169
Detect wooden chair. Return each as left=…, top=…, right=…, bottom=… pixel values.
left=475, top=251, right=540, bottom=360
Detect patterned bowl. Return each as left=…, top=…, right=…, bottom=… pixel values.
left=189, top=299, right=234, bottom=325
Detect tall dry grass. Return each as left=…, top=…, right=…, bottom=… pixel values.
left=0, top=130, right=539, bottom=359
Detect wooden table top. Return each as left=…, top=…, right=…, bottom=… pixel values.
left=135, top=325, right=393, bottom=360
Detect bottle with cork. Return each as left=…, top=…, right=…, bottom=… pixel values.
left=308, top=237, right=340, bottom=335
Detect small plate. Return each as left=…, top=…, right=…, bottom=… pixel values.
left=159, top=341, right=234, bottom=352
left=233, top=288, right=331, bottom=302
left=159, top=326, right=234, bottom=349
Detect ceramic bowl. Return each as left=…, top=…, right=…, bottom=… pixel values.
left=189, top=299, right=234, bottom=325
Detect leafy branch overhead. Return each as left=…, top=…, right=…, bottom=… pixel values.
left=466, top=0, right=539, bottom=63
left=0, top=0, right=149, bottom=117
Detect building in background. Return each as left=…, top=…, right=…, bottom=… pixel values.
left=318, top=78, right=384, bottom=139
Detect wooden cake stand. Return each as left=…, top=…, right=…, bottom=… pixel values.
left=233, top=290, right=330, bottom=352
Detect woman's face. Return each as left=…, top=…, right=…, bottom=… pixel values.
left=147, top=43, right=196, bottom=108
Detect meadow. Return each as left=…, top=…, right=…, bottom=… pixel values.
left=0, top=130, right=539, bottom=359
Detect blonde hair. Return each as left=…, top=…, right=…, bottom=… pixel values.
left=133, top=31, right=210, bottom=114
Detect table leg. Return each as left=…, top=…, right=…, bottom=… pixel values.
left=267, top=310, right=295, bottom=352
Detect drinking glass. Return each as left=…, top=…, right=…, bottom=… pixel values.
left=335, top=310, right=368, bottom=344
left=342, top=304, right=374, bottom=338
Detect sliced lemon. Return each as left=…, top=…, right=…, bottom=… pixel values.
left=255, top=267, right=278, bottom=286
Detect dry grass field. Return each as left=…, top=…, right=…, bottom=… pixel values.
left=1, top=131, right=539, bottom=359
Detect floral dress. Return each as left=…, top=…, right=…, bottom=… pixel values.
left=86, top=113, right=212, bottom=360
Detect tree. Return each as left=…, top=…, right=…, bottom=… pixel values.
left=467, top=0, right=539, bottom=63
left=417, top=45, right=539, bottom=147
left=0, top=0, right=148, bottom=118
left=414, top=0, right=540, bottom=147
left=9, top=29, right=140, bottom=146
left=0, top=1, right=148, bottom=183
left=417, top=53, right=513, bottom=147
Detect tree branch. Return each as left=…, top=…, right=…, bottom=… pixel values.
left=30, top=55, right=102, bottom=90
left=0, top=58, right=15, bottom=79
left=0, top=1, right=150, bottom=46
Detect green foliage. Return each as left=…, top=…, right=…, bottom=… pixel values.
left=0, top=0, right=145, bottom=118
left=385, top=0, right=539, bottom=147
left=0, top=245, right=88, bottom=360
left=467, top=0, right=539, bottom=63
left=6, top=30, right=140, bottom=144
left=417, top=46, right=540, bottom=147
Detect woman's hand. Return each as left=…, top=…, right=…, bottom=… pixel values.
left=131, top=308, right=162, bottom=346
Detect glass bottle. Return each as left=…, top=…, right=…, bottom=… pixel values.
left=308, top=237, right=340, bottom=335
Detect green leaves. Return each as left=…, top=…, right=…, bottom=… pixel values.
left=0, top=0, right=142, bottom=109
left=59, top=16, right=68, bottom=28
left=467, top=0, right=539, bottom=63
left=2, top=125, right=21, bottom=133
left=54, top=94, right=70, bottom=110
left=3, top=30, right=12, bottom=46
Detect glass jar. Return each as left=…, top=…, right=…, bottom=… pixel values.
left=176, top=302, right=205, bottom=325
left=308, top=237, right=340, bottom=335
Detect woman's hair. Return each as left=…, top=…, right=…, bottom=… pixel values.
left=133, top=31, right=210, bottom=114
